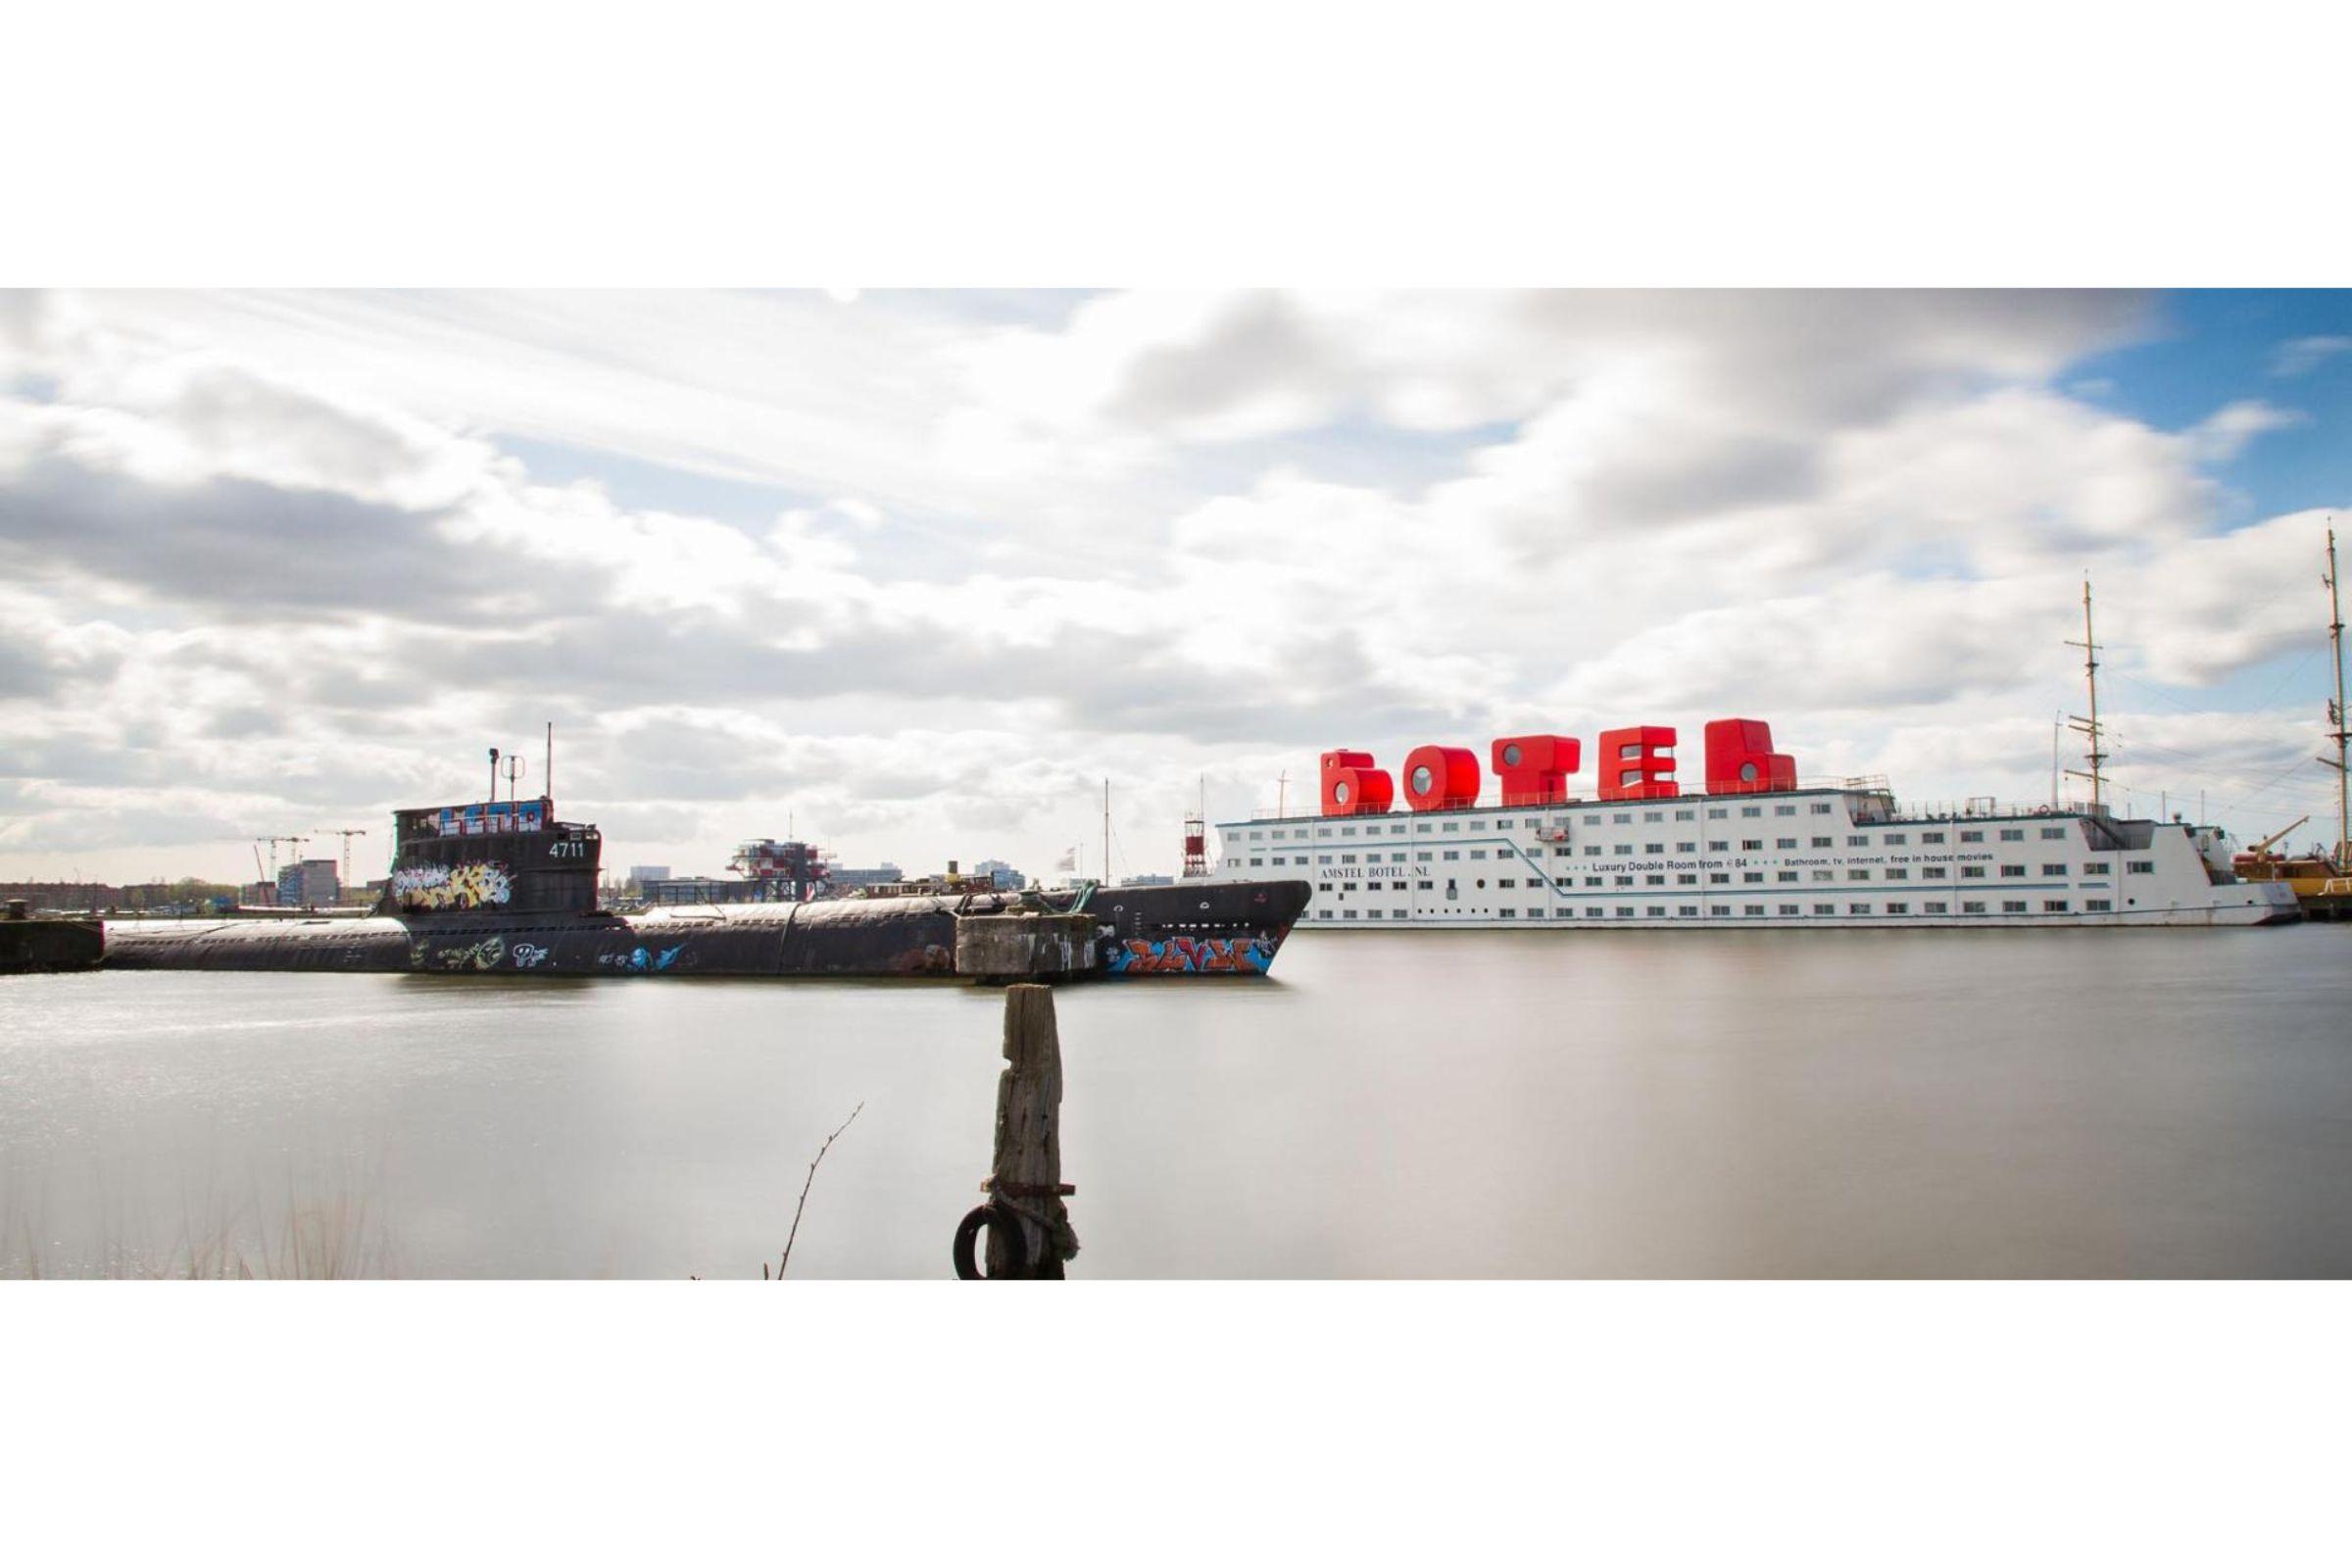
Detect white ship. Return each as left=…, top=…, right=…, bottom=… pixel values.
left=1208, top=717, right=2298, bottom=931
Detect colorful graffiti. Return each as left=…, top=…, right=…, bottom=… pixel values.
left=596, top=944, right=686, bottom=973
left=392, top=860, right=514, bottom=910
left=1106, top=935, right=1276, bottom=975
left=409, top=934, right=507, bottom=970
left=512, top=942, right=550, bottom=968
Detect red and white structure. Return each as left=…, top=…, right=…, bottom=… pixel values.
left=1215, top=717, right=2297, bottom=929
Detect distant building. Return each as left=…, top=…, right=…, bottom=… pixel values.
left=973, top=858, right=1026, bottom=891
left=275, top=858, right=341, bottom=907
left=627, top=864, right=671, bottom=886
left=242, top=881, right=279, bottom=907
left=637, top=874, right=804, bottom=906
left=639, top=875, right=730, bottom=905
left=1119, top=873, right=1176, bottom=887
left=0, top=881, right=116, bottom=912
left=825, top=862, right=904, bottom=893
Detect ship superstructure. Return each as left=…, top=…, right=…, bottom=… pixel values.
left=1210, top=718, right=2297, bottom=930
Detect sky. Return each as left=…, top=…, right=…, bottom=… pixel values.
left=2, top=287, right=2349, bottom=889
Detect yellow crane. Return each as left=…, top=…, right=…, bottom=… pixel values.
left=2244, top=816, right=2310, bottom=859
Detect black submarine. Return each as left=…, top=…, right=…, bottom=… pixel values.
left=101, top=791, right=1309, bottom=981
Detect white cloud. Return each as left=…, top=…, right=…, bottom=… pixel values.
left=2270, top=335, right=2352, bottom=377
left=2, top=287, right=2345, bottom=885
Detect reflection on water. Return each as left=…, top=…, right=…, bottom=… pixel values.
left=4, top=926, right=2350, bottom=1277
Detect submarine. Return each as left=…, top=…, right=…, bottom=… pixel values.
left=101, top=791, right=1310, bottom=981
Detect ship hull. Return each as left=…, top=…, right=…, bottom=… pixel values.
left=97, top=880, right=1313, bottom=979
left=1214, top=788, right=2301, bottom=934
left=1088, top=878, right=1310, bottom=975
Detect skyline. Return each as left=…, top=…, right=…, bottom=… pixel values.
left=4, top=287, right=2350, bottom=887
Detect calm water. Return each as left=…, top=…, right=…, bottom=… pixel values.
left=4, top=926, right=2350, bottom=1277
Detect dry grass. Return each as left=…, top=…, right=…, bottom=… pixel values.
left=2, top=1189, right=396, bottom=1280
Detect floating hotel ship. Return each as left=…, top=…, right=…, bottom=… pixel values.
left=104, top=783, right=1310, bottom=979
left=1208, top=721, right=2294, bottom=930
left=1206, top=583, right=2299, bottom=931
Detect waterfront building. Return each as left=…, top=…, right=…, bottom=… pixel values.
left=275, top=858, right=341, bottom=908
left=825, top=862, right=905, bottom=893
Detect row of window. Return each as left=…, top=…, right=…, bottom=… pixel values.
left=1252, top=811, right=2083, bottom=843
left=1308, top=864, right=2122, bottom=890
left=1316, top=898, right=2114, bottom=920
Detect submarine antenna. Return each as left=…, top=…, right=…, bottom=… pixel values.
left=489, top=747, right=500, bottom=806
left=546, top=720, right=554, bottom=804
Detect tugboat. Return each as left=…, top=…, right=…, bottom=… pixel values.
left=100, top=780, right=1309, bottom=978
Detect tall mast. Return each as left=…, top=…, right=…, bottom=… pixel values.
left=2064, top=577, right=2109, bottom=812
left=2050, top=712, right=2061, bottom=809
left=2325, top=526, right=2349, bottom=868
left=1102, top=778, right=1110, bottom=888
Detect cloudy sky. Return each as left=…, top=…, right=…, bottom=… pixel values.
left=2, top=288, right=2349, bottom=887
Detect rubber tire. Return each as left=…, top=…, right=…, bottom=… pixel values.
left=952, top=1203, right=1031, bottom=1280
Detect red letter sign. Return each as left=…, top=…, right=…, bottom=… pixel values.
left=1596, top=725, right=1679, bottom=800
left=1702, top=717, right=1795, bottom=796
left=1491, top=734, right=1581, bottom=806
left=1401, top=745, right=1481, bottom=811
left=1320, top=749, right=1395, bottom=816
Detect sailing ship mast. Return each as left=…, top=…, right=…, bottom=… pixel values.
left=2324, top=526, right=2349, bottom=869
left=2064, top=577, right=2110, bottom=812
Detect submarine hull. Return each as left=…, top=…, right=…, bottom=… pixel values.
left=99, top=881, right=1310, bottom=980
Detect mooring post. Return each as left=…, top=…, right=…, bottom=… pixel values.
left=965, top=982, right=1077, bottom=1279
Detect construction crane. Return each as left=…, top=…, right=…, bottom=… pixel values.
left=317, top=828, right=369, bottom=892
left=262, top=835, right=310, bottom=881
left=2245, top=815, right=2311, bottom=859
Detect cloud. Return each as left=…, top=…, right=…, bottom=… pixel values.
left=2184, top=399, right=2306, bottom=462
left=1, top=287, right=2343, bottom=885
left=2270, top=335, right=2352, bottom=377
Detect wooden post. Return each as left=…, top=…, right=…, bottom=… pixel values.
left=987, top=983, right=1075, bottom=1279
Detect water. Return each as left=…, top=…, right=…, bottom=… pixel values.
left=4, top=925, right=2349, bottom=1277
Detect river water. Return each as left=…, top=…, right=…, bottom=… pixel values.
left=3, top=925, right=2349, bottom=1277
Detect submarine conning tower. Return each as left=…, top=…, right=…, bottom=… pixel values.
left=383, top=796, right=603, bottom=918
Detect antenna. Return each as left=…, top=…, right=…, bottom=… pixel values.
left=503, top=752, right=528, bottom=804
left=1102, top=778, right=1111, bottom=889
left=1277, top=768, right=1289, bottom=819
left=2064, top=577, right=2109, bottom=812
left=1183, top=774, right=1208, bottom=879
left=2323, top=524, right=2349, bottom=871
left=545, top=720, right=554, bottom=803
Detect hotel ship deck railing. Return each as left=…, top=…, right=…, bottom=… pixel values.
left=1246, top=780, right=2132, bottom=825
